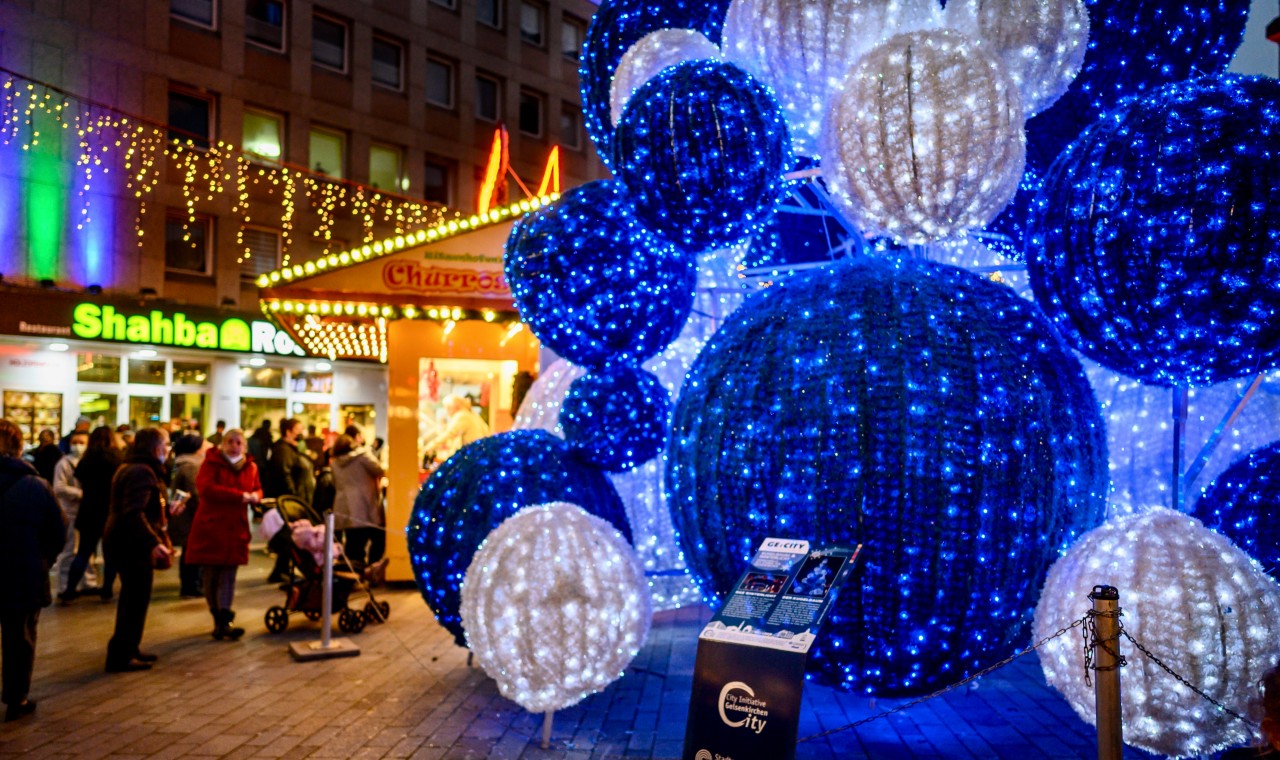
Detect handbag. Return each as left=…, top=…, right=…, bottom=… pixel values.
left=153, top=487, right=175, bottom=570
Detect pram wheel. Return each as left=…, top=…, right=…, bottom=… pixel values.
left=364, top=600, right=390, bottom=624
left=265, top=606, right=289, bottom=633
left=338, top=607, right=366, bottom=634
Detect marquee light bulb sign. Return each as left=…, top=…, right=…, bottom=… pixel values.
left=69, top=302, right=303, bottom=355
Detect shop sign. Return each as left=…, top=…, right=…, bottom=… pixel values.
left=69, top=303, right=304, bottom=356
left=382, top=261, right=509, bottom=296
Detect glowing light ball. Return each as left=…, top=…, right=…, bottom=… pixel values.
left=581, top=0, right=733, bottom=165
left=1027, top=75, right=1280, bottom=388
left=667, top=255, right=1109, bottom=695
left=505, top=180, right=697, bottom=369
left=984, top=0, right=1250, bottom=261
left=943, top=0, right=1088, bottom=117
left=407, top=430, right=631, bottom=646
left=460, top=503, right=651, bottom=714
left=514, top=338, right=709, bottom=612
left=1035, top=508, right=1280, bottom=757
left=721, top=0, right=943, bottom=156
left=609, top=29, right=720, bottom=127
left=821, top=30, right=1026, bottom=244
left=1194, top=441, right=1280, bottom=578
left=614, top=61, right=793, bottom=253
left=561, top=366, right=671, bottom=473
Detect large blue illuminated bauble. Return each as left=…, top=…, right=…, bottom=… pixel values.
left=505, top=180, right=697, bottom=369
left=407, top=430, right=630, bottom=646
left=1027, top=75, right=1280, bottom=388
left=666, top=255, right=1109, bottom=696
left=984, top=0, right=1250, bottom=259
left=615, top=60, right=793, bottom=254
left=561, top=366, right=671, bottom=473
left=1194, top=441, right=1280, bottom=579
left=580, top=0, right=733, bottom=167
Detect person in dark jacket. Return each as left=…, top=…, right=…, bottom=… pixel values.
left=247, top=420, right=273, bottom=471
left=187, top=429, right=262, bottom=640
left=168, top=434, right=206, bottom=598
left=103, top=428, right=178, bottom=673
left=62, top=426, right=122, bottom=603
left=266, top=419, right=315, bottom=505
left=0, top=418, right=66, bottom=722
left=30, top=429, right=62, bottom=484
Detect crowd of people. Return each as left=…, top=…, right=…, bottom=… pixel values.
left=0, top=414, right=388, bottom=722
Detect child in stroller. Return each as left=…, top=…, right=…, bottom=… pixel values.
left=258, top=495, right=390, bottom=634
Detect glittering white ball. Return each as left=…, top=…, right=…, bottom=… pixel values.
left=610, top=29, right=721, bottom=127
left=1035, top=508, right=1280, bottom=757
left=721, top=0, right=943, bottom=156
left=821, top=29, right=1026, bottom=244
left=460, top=503, right=652, bottom=714
left=944, top=0, right=1088, bottom=116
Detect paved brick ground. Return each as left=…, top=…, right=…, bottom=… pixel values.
left=1, top=553, right=1162, bottom=759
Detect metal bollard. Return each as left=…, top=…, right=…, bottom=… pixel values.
left=1090, top=585, right=1123, bottom=760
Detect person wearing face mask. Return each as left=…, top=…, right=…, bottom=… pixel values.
left=51, top=431, right=97, bottom=597
left=186, top=429, right=262, bottom=640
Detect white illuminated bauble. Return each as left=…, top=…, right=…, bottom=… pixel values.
left=944, top=0, right=1088, bottom=116
left=821, top=29, right=1026, bottom=244
left=610, top=29, right=721, bottom=127
left=513, top=337, right=709, bottom=611
left=460, top=503, right=652, bottom=714
left=1035, top=508, right=1280, bottom=757
left=721, top=0, right=943, bottom=156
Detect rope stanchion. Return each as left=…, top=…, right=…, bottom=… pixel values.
left=1087, top=586, right=1124, bottom=760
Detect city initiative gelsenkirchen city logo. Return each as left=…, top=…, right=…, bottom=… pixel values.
left=718, top=681, right=770, bottom=734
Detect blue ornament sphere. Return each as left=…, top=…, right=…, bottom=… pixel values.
left=561, top=366, right=671, bottom=473
left=986, top=0, right=1250, bottom=260
left=505, top=180, right=697, bottom=368
left=666, top=255, right=1108, bottom=696
left=615, top=60, right=793, bottom=254
left=1194, top=440, right=1280, bottom=579
left=580, top=0, right=733, bottom=167
left=1028, top=75, right=1280, bottom=388
left=408, top=430, right=631, bottom=646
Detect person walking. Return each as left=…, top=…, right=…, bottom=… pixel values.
left=206, top=420, right=226, bottom=447
left=168, top=434, right=207, bottom=598
left=103, top=428, right=177, bottom=673
left=331, top=433, right=385, bottom=565
left=187, top=430, right=262, bottom=640
left=247, top=420, right=273, bottom=471
left=30, top=429, right=62, bottom=485
left=52, top=429, right=95, bottom=596
left=63, top=426, right=122, bottom=603
left=267, top=419, right=315, bottom=505
left=0, top=419, right=66, bottom=721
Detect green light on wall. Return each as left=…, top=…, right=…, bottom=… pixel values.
left=25, top=111, right=67, bottom=281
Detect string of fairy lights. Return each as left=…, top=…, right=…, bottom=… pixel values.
left=0, top=69, right=453, bottom=271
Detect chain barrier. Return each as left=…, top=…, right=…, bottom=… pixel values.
left=1118, top=623, right=1252, bottom=726
left=797, top=613, right=1090, bottom=743
left=1082, top=607, right=1125, bottom=687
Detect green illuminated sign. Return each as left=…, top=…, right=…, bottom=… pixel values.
left=71, top=303, right=302, bottom=355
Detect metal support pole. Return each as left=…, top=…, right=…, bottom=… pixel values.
left=1090, top=585, right=1123, bottom=760
left=1171, top=388, right=1189, bottom=511
left=321, top=510, right=334, bottom=649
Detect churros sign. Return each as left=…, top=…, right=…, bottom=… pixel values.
left=382, top=261, right=510, bottom=296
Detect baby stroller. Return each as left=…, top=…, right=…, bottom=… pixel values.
left=262, top=495, right=390, bottom=635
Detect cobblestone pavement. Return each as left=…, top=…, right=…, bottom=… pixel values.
left=1, top=553, right=1162, bottom=759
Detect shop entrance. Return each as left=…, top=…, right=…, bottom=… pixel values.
left=79, top=392, right=117, bottom=430
left=128, top=395, right=163, bottom=431
left=418, top=358, right=517, bottom=466
left=240, top=397, right=288, bottom=436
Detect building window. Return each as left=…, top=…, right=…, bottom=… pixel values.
left=369, top=144, right=404, bottom=192
left=476, top=0, right=501, bottom=29
left=475, top=74, right=500, bottom=122
left=128, top=360, right=167, bottom=386
left=165, top=213, right=212, bottom=275
left=562, top=16, right=584, bottom=61
left=520, top=1, right=545, bottom=46
left=240, top=226, right=281, bottom=280
left=426, top=57, right=455, bottom=109
left=424, top=159, right=451, bottom=205
left=77, top=354, right=122, bottom=383
left=171, top=0, right=216, bottom=28
left=243, top=109, right=283, bottom=162
left=430, top=0, right=456, bottom=8
left=372, top=35, right=404, bottom=90
left=519, top=90, right=543, bottom=137
left=172, top=362, right=211, bottom=385
left=309, top=127, right=345, bottom=178
left=560, top=104, right=581, bottom=150
left=246, top=0, right=285, bottom=51
left=168, top=89, right=213, bottom=149
left=312, top=12, right=348, bottom=72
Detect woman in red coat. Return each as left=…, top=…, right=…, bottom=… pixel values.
left=186, top=429, right=262, bottom=640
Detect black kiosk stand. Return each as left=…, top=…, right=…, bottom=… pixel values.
left=682, top=538, right=861, bottom=760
